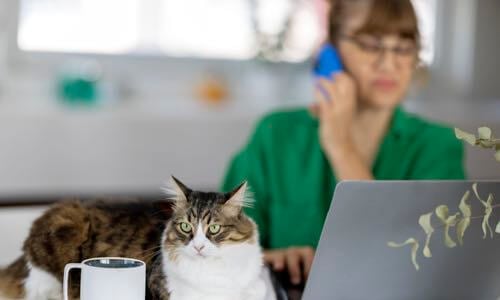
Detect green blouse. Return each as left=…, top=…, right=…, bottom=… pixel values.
left=221, top=107, right=466, bottom=249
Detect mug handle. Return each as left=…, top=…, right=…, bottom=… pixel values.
left=63, top=263, right=82, bottom=300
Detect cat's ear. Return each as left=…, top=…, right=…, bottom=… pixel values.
left=163, top=176, right=191, bottom=210
left=223, top=181, right=253, bottom=217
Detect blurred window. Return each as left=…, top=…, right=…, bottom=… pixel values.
left=17, top=0, right=436, bottom=63
left=412, top=0, right=437, bottom=64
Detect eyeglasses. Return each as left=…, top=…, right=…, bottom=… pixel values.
left=339, top=34, right=418, bottom=62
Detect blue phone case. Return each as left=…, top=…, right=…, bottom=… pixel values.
left=313, top=44, right=343, bottom=102
left=313, top=43, right=343, bottom=79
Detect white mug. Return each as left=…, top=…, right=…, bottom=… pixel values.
left=63, top=257, right=146, bottom=300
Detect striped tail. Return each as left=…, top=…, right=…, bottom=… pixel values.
left=0, top=256, right=28, bottom=299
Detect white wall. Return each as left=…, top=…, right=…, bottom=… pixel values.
left=0, top=0, right=8, bottom=89
left=471, top=0, right=500, bottom=99
left=0, top=106, right=260, bottom=193
left=0, top=206, right=47, bottom=266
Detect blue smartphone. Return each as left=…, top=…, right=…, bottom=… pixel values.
left=313, top=43, right=343, bottom=79
left=313, top=43, right=343, bottom=102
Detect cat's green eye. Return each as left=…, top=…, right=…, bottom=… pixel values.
left=208, top=224, right=221, bottom=234
left=179, top=222, right=192, bottom=233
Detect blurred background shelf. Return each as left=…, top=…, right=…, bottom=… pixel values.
left=0, top=98, right=497, bottom=200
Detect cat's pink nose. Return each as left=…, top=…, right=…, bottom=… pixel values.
left=194, top=245, right=205, bottom=252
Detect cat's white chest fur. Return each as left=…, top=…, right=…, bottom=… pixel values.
left=163, top=242, right=276, bottom=300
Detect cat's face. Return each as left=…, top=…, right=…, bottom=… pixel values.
left=163, top=177, right=256, bottom=260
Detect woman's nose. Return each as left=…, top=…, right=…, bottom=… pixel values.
left=376, top=49, right=399, bottom=72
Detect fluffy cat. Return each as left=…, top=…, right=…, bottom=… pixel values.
left=0, top=177, right=276, bottom=300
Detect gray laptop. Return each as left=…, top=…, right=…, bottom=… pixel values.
left=303, top=181, right=500, bottom=300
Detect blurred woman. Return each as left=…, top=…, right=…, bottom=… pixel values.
left=222, top=0, right=465, bottom=285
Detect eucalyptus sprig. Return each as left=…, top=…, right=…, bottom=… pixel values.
left=455, top=127, right=500, bottom=162
left=388, top=183, right=498, bottom=271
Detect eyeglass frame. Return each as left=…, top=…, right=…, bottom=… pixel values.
left=338, top=33, right=419, bottom=63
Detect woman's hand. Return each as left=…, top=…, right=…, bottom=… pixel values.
left=312, top=72, right=357, bottom=159
left=264, top=247, right=315, bottom=285
left=311, top=72, right=375, bottom=180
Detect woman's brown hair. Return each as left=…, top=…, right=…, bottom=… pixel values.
left=328, top=0, right=420, bottom=47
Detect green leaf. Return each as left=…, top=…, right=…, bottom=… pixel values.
left=435, top=205, right=459, bottom=248
left=478, top=127, right=492, bottom=140
left=458, top=190, right=472, bottom=217
left=444, top=214, right=459, bottom=248
left=457, top=218, right=470, bottom=246
left=496, top=220, right=500, bottom=234
left=481, top=194, right=494, bottom=239
left=418, top=212, right=434, bottom=258
left=472, top=183, right=481, bottom=201
left=456, top=127, right=500, bottom=162
left=435, top=205, right=449, bottom=223
left=454, top=128, right=477, bottom=145
left=478, top=140, right=496, bottom=148
left=473, top=183, right=495, bottom=238
left=457, top=190, right=471, bottom=245
left=388, top=238, right=420, bottom=271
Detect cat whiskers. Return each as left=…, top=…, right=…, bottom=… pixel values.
left=136, top=245, right=163, bottom=255
left=139, top=249, right=164, bottom=262
left=135, top=245, right=164, bottom=261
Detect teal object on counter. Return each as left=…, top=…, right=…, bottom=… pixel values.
left=58, top=75, right=99, bottom=105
